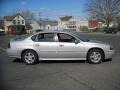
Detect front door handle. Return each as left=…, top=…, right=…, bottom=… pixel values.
left=59, top=45, right=64, bottom=47
left=35, top=44, right=40, bottom=47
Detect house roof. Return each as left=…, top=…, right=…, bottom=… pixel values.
left=60, top=16, right=73, bottom=21
left=0, top=20, right=4, bottom=24
left=4, top=16, right=13, bottom=21
left=4, top=14, right=24, bottom=21
left=39, top=20, right=58, bottom=26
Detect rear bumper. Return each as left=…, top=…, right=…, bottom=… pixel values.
left=7, top=48, right=21, bottom=58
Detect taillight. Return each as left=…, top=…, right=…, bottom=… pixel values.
left=8, top=43, right=10, bottom=48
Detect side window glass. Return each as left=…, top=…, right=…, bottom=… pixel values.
left=58, top=33, right=75, bottom=43
left=37, top=33, right=55, bottom=42
left=31, top=34, right=37, bottom=41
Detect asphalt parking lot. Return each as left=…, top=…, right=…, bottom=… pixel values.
left=0, top=33, right=120, bottom=90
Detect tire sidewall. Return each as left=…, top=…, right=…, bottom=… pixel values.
left=87, top=49, right=103, bottom=64
left=22, top=50, right=38, bottom=65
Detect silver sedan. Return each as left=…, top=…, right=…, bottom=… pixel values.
left=7, top=31, right=115, bottom=65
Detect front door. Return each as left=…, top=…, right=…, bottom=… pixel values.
left=57, top=33, right=85, bottom=58
left=35, top=33, right=57, bottom=58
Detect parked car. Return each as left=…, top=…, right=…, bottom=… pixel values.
left=7, top=31, right=115, bottom=65
left=0, top=29, right=5, bottom=35
left=104, top=27, right=118, bottom=34
left=36, top=29, right=43, bottom=32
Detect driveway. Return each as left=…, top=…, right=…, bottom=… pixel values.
left=0, top=33, right=120, bottom=90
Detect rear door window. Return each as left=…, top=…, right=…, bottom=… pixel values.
left=37, top=33, right=55, bottom=42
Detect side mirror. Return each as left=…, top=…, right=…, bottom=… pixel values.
left=75, top=39, right=80, bottom=44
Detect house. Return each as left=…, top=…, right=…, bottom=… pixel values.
left=29, top=20, right=40, bottom=30
left=76, top=20, right=89, bottom=31
left=4, top=14, right=26, bottom=34
left=38, top=20, right=58, bottom=30
left=89, top=19, right=103, bottom=29
left=58, top=16, right=76, bottom=31
left=76, top=19, right=103, bottom=31
left=0, top=20, right=4, bottom=29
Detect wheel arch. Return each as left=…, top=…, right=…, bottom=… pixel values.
left=21, top=49, right=39, bottom=58
left=87, top=47, right=105, bottom=60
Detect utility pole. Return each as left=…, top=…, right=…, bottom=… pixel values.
left=38, top=12, right=42, bottom=30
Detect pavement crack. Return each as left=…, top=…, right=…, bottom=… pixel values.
left=64, top=72, right=96, bottom=90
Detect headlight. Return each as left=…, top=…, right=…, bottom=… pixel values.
left=110, top=45, right=114, bottom=50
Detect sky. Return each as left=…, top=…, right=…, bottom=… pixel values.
left=0, top=0, right=88, bottom=20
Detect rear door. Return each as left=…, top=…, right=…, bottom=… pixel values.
left=35, top=33, right=57, bottom=58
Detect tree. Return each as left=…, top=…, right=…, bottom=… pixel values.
left=115, top=16, right=120, bottom=31
left=87, top=0, right=120, bottom=29
left=9, top=9, right=36, bottom=20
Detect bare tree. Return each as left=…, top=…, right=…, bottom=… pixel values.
left=9, top=9, right=36, bottom=20
left=87, top=0, right=120, bottom=29
left=115, top=16, right=120, bottom=31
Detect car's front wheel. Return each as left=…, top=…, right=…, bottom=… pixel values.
left=22, top=50, right=38, bottom=65
left=87, top=49, right=104, bottom=64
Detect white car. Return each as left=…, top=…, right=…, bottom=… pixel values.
left=0, top=29, right=5, bottom=35
left=7, top=31, right=115, bottom=65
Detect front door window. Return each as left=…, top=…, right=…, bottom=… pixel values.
left=57, top=33, right=83, bottom=58
left=58, top=33, right=76, bottom=43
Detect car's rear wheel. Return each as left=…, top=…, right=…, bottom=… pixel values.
left=87, top=49, right=104, bottom=64
left=22, top=50, right=38, bottom=65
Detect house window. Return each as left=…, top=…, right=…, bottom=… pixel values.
left=17, top=20, right=20, bottom=24
left=13, top=20, right=16, bottom=24
left=22, top=20, right=24, bottom=24
left=48, top=26, right=49, bottom=30
left=17, top=15, right=19, bottom=18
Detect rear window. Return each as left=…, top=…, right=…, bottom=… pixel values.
left=31, top=34, right=38, bottom=41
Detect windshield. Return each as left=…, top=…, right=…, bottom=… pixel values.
left=70, top=32, right=89, bottom=42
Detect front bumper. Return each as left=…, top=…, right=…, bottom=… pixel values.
left=105, top=50, right=115, bottom=59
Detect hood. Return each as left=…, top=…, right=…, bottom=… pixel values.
left=88, top=40, right=108, bottom=45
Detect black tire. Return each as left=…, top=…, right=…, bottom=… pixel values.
left=22, top=50, right=38, bottom=65
left=87, top=49, right=104, bottom=64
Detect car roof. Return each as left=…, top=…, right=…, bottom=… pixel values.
left=30, top=30, right=78, bottom=37
left=38, top=29, right=78, bottom=34
left=40, top=30, right=68, bottom=33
